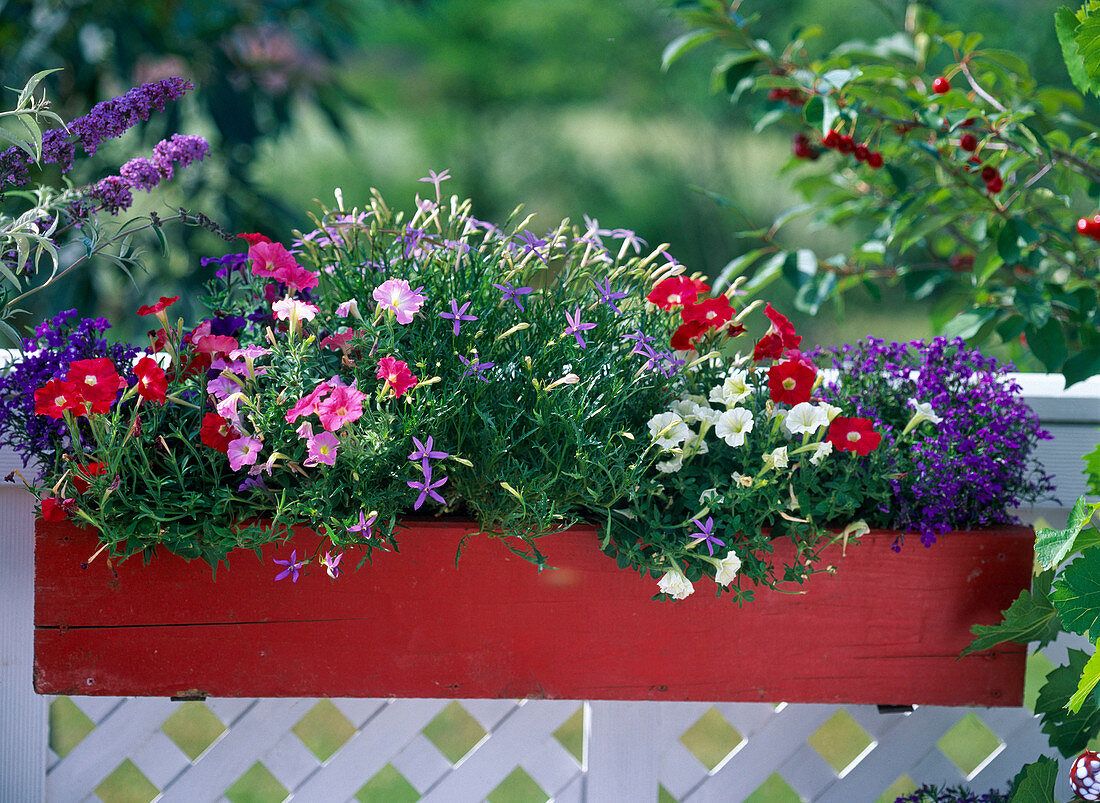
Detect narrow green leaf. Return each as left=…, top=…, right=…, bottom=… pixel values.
left=661, top=29, right=718, bottom=71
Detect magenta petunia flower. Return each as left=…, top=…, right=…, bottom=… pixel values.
left=373, top=279, right=427, bottom=325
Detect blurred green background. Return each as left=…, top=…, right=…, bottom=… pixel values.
left=0, top=0, right=1082, bottom=355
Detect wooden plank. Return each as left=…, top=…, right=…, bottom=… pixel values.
left=35, top=519, right=1031, bottom=705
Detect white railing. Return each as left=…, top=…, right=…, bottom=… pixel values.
left=1, top=374, right=1097, bottom=803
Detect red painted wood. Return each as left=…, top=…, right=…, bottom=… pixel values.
left=34, top=518, right=1032, bottom=704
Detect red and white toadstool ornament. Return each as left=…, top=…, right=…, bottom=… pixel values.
left=1071, top=750, right=1100, bottom=800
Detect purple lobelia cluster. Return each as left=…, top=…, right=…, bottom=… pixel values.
left=893, top=783, right=1011, bottom=803
left=813, top=337, right=1053, bottom=548
left=0, top=310, right=138, bottom=469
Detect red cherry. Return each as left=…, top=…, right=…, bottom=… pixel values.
left=854, top=144, right=870, bottom=162
left=1089, top=214, right=1100, bottom=240
left=985, top=175, right=1004, bottom=194
left=932, top=76, right=951, bottom=94
left=837, top=135, right=856, bottom=154
left=792, top=133, right=818, bottom=160
left=767, top=88, right=788, bottom=102
left=959, top=117, right=976, bottom=128
left=867, top=151, right=884, bottom=169
left=980, top=165, right=999, bottom=182
left=1078, top=217, right=1092, bottom=236
left=959, top=133, right=978, bottom=151
left=822, top=130, right=841, bottom=149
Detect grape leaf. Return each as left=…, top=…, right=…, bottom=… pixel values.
left=1035, top=497, right=1100, bottom=569
left=1053, top=550, right=1100, bottom=642
left=1008, top=756, right=1059, bottom=803
left=961, top=569, right=1061, bottom=656
left=1035, top=649, right=1100, bottom=756
left=1057, top=6, right=1098, bottom=97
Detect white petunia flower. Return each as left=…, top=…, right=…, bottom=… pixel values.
left=699, top=487, right=720, bottom=504
left=714, top=551, right=743, bottom=586
left=782, top=402, right=830, bottom=437
left=657, top=569, right=694, bottom=600
left=647, top=412, right=690, bottom=450
left=762, top=446, right=789, bottom=471
left=715, top=408, right=754, bottom=447
left=908, top=398, right=943, bottom=425
left=820, top=402, right=843, bottom=422
left=709, top=370, right=753, bottom=408
left=809, top=441, right=834, bottom=465
left=657, top=454, right=684, bottom=473
left=671, top=399, right=710, bottom=425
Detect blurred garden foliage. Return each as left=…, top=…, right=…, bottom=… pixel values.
left=0, top=0, right=1090, bottom=352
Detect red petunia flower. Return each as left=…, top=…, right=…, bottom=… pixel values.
left=200, top=412, right=240, bottom=454
left=647, top=276, right=700, bottom=310
left=40, top=497, right=67, bottom=522
left=376, top=356, right=418, bottom=398
left=768, top=359, right=817, bottom=405
left=826, top=417, right=882, bottom=456
left=34, top=379, right=81, bottom=419
left=681, top=295, right=734, bottom=331
left=670, top=320, right=708, bottom=351
left=133, top=356, right=168, bottom=403
left=238, top=232, right=273, bottom=247
left=71, top=462, right=107, bottom=494
left=192, top=334, right=239, bottom=356
left=137, top=296, right=180, bottom=317
left=753, top=303, right=802, bottom=361
left=67, top=358, right=124, bottom=413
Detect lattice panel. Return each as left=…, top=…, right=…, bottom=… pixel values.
left=46, top=696, right=585, bottom=802
left=47, top=694, right=1065, bottom=802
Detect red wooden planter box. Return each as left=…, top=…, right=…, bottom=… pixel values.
left=34, top=518, right=1033, bottom=705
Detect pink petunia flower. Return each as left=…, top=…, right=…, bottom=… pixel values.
left=227, top=436, right=262, bottom=471
left=373, top=279, right=427, bottom=325
left=376, top=356, right=418, bottom=398
left=316, top=385, right=368, bottom=432
left=249, top=241, right=297, bottom=278
left=304, top=431, right=340, bottom=466
left=285, top=381, right=333, bottom=423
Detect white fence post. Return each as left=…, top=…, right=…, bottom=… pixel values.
left=0, top=452, right=46, bottom=803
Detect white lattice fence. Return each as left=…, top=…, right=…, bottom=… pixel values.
left=34, top=695, right=1067, bottom=801
left=1, top=373, right=1097, bottom=803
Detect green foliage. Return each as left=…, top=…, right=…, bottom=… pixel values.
left=1056, top=2, right=1100, bottom=96
left=668, top=0, right=1100, bottom=385
left=1052, top=549, right=1100, bottom=643
left=961, top=569, right=1062, bottom=657
left=1035, top=649, right=1100, bottom=756
left=1034, top=497, right=1100, bottom=568
left=39, top=185, right=682, bottom=569
left=1006, top=755, right=1059, bottom=802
